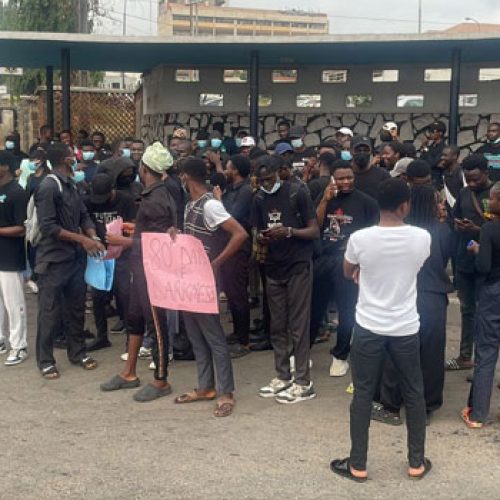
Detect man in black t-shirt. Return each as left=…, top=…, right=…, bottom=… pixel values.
left=0, top=152, right=29, bottom=366
left=351, top=136, right=390, bottom=200
left=289, top=125, right=317, bottom=171
left=476, top=122, right=500, bottom=182
left=446, top=155, right=493, bottom=371
left=253, top=160, right=320, bottom=404
left=313, top=160, right=379, bottom=377
left=84, top=173, right=136, bottom=351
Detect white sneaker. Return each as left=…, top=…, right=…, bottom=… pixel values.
left=149, top=361, right=156, bottom=370
left=5, top=348, right=28, bottom=366
left=259, top=377, right=292, bottom=398
left=120, top=352, right=128, bottom=361
left=138, top=347, right=152, bottom=359
left=289, top=355, right=313, bottom=373
left=0, top=342, right=7, bottom=355
left=26, top=280, right=39, bottom=294
left=275, top=382, right=316, bottom=404
left=329, top=356, right=349, bottom=377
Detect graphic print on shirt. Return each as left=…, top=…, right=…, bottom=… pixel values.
left=267, top=209, right=283, bottom=229
left=93, top=211, right=120, bottom=226
left=324, top=208, right=353, bottom=242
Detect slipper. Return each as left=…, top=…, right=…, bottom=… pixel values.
left=214, top=400, right=235, bottom=418
left=133, top=382, right=172, bottom=402
left=174, top=389, right=217, bottom=404
left=100, top=374, right=140, bottom=392
left=41, top=365, right=60, bottom=380
left=408, top=458, right=432, bottom=480
left=79, top=355, right=97, bottom=370
left=461, top=407, right=483, bottom=429
left=330, top=458, right=367, bottom=483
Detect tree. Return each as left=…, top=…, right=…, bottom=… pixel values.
left=0, top=1, right=104, bottom=95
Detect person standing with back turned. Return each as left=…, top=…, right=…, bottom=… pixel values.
left=330, top=178, right=432, bottom=482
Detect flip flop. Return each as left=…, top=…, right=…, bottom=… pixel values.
left=330, top=458, right=368, bottom=483
left=213, top=400, right=235, bottom=418
left=41, top=365, right=60, bottom=380
left=174, top=389, right=217, bottom=404
left=133, top=383, right=172, bottom=402
left=408, top=458, right=432, bottom=480
left=100, top=374, right=140, bottom=392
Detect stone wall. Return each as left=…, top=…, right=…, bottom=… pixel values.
left=141, top=112, right=498, bottom=156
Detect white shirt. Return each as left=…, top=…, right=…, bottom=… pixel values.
left=203, top=199, right=231, bottom=229
left=345, top=225, right=431, bottom=336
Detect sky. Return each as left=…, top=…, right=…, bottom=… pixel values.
left=96, top=0, right=500, bottom=36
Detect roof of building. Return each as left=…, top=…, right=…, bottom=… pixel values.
left=436, top=22, right=500, bottom=34
left=2, top=31, right=500, bottom=72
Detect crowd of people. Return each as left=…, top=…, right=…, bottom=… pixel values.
left=0, top=118, right=499, bottom=480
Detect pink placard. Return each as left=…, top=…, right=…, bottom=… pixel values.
left=105, top=217, right=124, bottom=260
left=141, top=232, right=218, bottom=314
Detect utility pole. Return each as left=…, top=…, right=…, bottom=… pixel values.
left=418, top=0, right=422, bottom=34
left=122, top=0, right=127, bottom=89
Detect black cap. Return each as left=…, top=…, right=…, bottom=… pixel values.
left=289, top=125, right=306, bottom=138
left=90, top=173, right=113, bottom=204
left=351, top=136, right=372, bottom=151
left=429, top=121, right=446, bottom=134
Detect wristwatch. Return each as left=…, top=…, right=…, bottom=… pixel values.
left=286, top=227, right=293, bottom=238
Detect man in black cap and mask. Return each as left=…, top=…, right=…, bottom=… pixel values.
left=351, top=136, right=390, bottom=200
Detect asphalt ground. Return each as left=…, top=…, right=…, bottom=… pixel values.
left=0, top=294, right=498, bottom=499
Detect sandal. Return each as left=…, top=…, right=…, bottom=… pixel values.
left=175, top=389, right=217, bottom=404
left=213, top=399, right=235, bottom=418
left=461, top=407, right=483, bottom=429
left=80, top=356, right=97, bottom=370
left=330, top=458, right=368, bottom=483
left=408, top=458, right=432, bottom=480
left=41, top=365, right=60, bottom=379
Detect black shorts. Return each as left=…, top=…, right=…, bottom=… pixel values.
left=126, top=263, right=153, bottom=335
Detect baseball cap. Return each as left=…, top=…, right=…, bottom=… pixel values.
left=240, top=136, right=256, bottom=148
left=289, top=125, right=306, bottom=138
left=338, top=127, right=354, bottom=137
left=351, top=136, right=372, bottom=150
left=275, top=142, right=294, bottom=155
left=142, top=141, right=173, bottom=173
left=390, top=157, right=413, bottom=178
left=383, top=121, right=398, bottom=131
left=90, top=173, right=113, bottom=204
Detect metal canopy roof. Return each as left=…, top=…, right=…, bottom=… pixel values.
left=2, top=31, right=500, bottom=72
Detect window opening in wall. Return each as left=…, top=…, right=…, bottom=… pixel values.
left=199, top=93, right=223, bottom=107
left=322, top=70, right=348, bottom=83
left=372, top=69, right=399, bottom=82
left=297, top=94, right=321, bottom=108
left=479, top=68, right=500, bottom=81
left=223, top=69, right=248, bottom=83
left=459, top=94, right=478, bottom=107
left=424, top=68, right=451, bottom=82
left=346, top=94, right=373, bottom=108
left=246, top=94, right=273, bottom=107
left=175, top=69, right=200, bottom=82
left=272, top=69, right=297, bottom=83
left=397, top=94, right=424, bottom=108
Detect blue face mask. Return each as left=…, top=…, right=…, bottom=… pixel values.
left=121, top=148, right=131, bottom=158
left=211, top=138, right=222, bottom=149
left=341, top=151, right=353, bottom=161
left=82, top=151, right=95, bottom=162
left=260, top=181, right=282, bottom=195
left=197, top=140, right=207, bottom=149
left=70, top=158, right=78, bottom=171
left=291, top=138, right=303, bottom=149
left=28, top=161, right=38, bottom=172
left=73, top=170, right=85, bottom=183
left=235, top=138, right=242, bottom=148
left=5, top=140, right=15, bottom=150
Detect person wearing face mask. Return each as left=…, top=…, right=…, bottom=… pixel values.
left=99, top=157, right=143, bottom=206
left=476, top=122, right=500, bottom=182
left=312, top=160, right=379, bottom=377
left=83, top=173, right=136, bottom=352
left=254, top=157, right=320, bottom=404
left=351, top=136, right=390, bottom=201
left=5, top=132, right=28, bottom=162
left=289, top=125, right=316, bottom=170
left=78, top=139, right=99, bottom=183
left=34, top=143, right=105, bottom=379
left=212, top=121, right=238, bottom=156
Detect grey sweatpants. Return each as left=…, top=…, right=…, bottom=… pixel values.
left=266, top=264, right=312, bottom=386
left=183, top=312, right=235, bottom=394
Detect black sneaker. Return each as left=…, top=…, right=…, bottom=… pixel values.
left=230, top=344, right=251, bottom=359
left=371, top=402, right=402, bottom=426
left=110, top=320, right=126, bottom=334
left=86, top=338, right=112, bottom=352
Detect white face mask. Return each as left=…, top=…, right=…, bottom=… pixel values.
left=260, top=181, right=281, bottom=195
left=291, top=138, right=303, bottom=149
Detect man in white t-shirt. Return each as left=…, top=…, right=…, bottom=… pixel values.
left=330, top=178, right=432, bottom=482
left=175, top=158, right=248, bottom=418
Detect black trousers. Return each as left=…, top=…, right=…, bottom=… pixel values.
left=468, top=280, right=500, bottom=422
left=127, top=261, right=169, bottom=381
left=350, top=324, right=426, bottom=471
left=380, top=292, right=448, bottom=414
left=36, top=258, right=87, bottom=370
left=309, top=253, right=358, bottom=359
left=221, top=249, right=250, bottom=345
left=91, top=257, right=131, bottom=339
left=456, top=271, right=478, bottom=361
